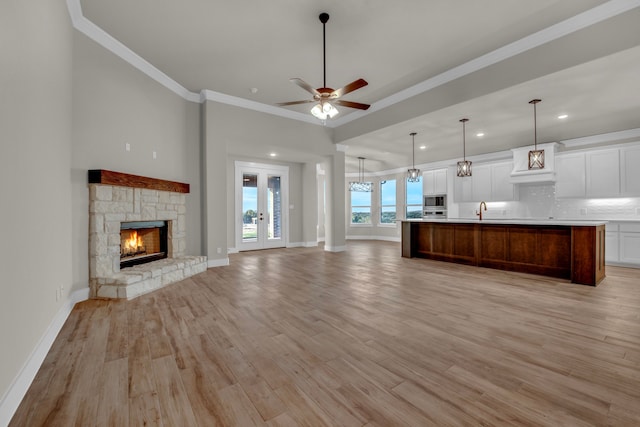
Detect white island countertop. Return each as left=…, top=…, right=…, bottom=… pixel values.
left=401, top=218, right=608, bottom=226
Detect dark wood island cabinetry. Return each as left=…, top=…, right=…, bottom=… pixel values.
left=402, top=219, right=606, bottom=285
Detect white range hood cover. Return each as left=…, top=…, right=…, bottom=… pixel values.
left=509, top=142, right=561, bottom=184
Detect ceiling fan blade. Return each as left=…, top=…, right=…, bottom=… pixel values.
left=334, top=99, right=370, bottom=110
left=290, top=78, right=320, bottom=96
left=332, top=78, right=368, bottom=98
left=276, top=100, right=315, bottom=106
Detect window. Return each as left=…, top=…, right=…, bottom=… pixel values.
left=350, top=189, right=372, bottom=224
left=406, top=176, right=423, bottom=219
left=380, top=179, right=396, bottom=224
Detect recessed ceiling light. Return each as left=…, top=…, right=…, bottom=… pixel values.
left=269, top=152, right=277, bottom=157
left=557, top=114, right=568, bottom=119
left=476, top=132, right=485, bottom=137
left=419, top=145, right=427, bottom=150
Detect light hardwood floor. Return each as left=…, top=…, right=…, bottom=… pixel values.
left=10, top=241, right=640, bottom=426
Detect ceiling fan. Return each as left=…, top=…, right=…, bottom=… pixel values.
left=277, top=13, right=370, bottom=120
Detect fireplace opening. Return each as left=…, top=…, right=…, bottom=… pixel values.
left=120, top=221, right=168, bottom=269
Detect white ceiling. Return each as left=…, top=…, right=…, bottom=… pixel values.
left=78, top=0, right=640, bottom=172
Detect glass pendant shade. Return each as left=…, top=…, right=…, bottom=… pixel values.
left=407, top=132, right=421, bottom=182
left=349, top=157, right=373, bottom=192
left=457, top=118, right=472, bottom=177
left=311, top=102, right=339, bottom=120
left=527, top=99, right=545, bottom=170
left=457, top=160, right=472, bottom=177
left=407, top=168, right=420, bottom=182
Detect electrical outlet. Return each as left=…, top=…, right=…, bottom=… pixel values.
left=125, top=143, right=131, bottom=152
left=153, top=151, right=157, bottom=159
left=216, top=247, right=221, bottom=254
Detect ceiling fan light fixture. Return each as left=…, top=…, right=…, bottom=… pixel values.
left=528, top=99, right=545, bottom=170
left=407, top=132, right=421, bottom=182
left=311, top=102, right=339, bottom=120
left=457, top=118, right=472, bottom=177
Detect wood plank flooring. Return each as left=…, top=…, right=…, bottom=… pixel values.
left=10, top=241, right=640, bottom=426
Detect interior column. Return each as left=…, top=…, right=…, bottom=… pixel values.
left=324, top=148, right=346, bottom=252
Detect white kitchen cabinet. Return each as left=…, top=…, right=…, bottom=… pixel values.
left=491, top=161, right=518, bottom=201
left=620, top=223, right=640, bottom=265
left=471, top=164, right=492, bottom=202
left=453, top=176, right=473, bottom=203
left=586, top=148, right=620, bottom=197
left=555, top=152, right=586, bottom=198
left=423, top=169, right=447, bottom=195
left=621, top=146, right=640, bottom=196
left=605, top=223, right=620, bottom=263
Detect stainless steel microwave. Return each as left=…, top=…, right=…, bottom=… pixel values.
left=424, top=195, right=446, bottom=208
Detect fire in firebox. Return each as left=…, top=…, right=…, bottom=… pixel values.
left=120, top=221, right=168, bottom=268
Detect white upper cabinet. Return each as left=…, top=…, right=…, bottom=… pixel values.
left=555, top=152, right=586, bottom=198
left=586, top=148, right=620, bottom=197
left=423, top=169, right=447, bottom=195
left=491, top=161, right=518, bottom=201
left=471, top=164, right=492, bottom=202
left=453, top=161, right=517, bottom=202
left=454, top=176, right=473, bottom=203
left=621, top=146, right=640, bottom=196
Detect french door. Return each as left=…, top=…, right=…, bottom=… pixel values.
left=236, top=162, right=289, bottom=251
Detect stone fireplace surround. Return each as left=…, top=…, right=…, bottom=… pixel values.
left=88, top=170, right=207, bottom=299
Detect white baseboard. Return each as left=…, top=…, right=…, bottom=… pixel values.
left=208, top=258, right=230, bottom=268
left=0, top=286, right=89, bottom=426
left=346, top=235, right=401, bottom=243
left=303, top=241, right=319, bottom=248
left=324, top=245, right=347, bottom=252
left=227, top=248, right=239, bottom=254
left=286, top=242, right=303, bottom=248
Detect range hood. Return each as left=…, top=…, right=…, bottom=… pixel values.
left=509, top=142, right=561, bottom=184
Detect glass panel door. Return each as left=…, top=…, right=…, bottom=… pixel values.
left=242, top=173, right=258, bottom=243
left=236, top=163, right=288, bottom=251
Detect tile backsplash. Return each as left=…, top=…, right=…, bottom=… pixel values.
left=455, top=183, right=640, bottom=220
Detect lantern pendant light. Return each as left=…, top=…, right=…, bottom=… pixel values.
left=528, top=99, right=545, bottom=170
left=457, top=118, right=472, bottom=177
left=407, top=132, right=421, bottom=182
left=349, top=157, right=373, bottom=192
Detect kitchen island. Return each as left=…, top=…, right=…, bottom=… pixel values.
left=401, top=218, right=606, bottom=285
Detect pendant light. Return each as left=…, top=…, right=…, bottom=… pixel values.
left=407, top=132, right=421, bottom=182
left=349, top=157, right=373, bottom=192
left=528, top=99, right=545, bottom=169
left=457, top=118, right=472, bottom=177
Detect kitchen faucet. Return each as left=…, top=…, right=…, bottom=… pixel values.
left=476, top=201, right=487, bottom=221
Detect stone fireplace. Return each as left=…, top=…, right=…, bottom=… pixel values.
left=88, top=170, right=207, bottom=299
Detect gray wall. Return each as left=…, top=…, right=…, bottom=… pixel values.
left=0, top=0, right=73, bottom=407
left=71, top=33, right=202, bottom=290
left=202, top=101, right=333, bottom=252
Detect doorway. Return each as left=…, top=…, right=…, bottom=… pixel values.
left=235, top=162, right=289, bottom=251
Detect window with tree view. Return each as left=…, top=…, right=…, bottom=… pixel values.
left=351, top=189, right=372, bottom=224
left=406, top=176, right=423, bottom=219
left=380, top=179, right=396, bottom=224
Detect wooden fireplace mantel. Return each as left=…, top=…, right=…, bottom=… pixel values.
left=88, top=169, right=190, bottom=193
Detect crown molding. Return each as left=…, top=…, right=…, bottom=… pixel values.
left=200, top=90, right=319, bottom=124
left=66, top=0, right=640, bottom=127
left=560, top=127, right=640, bottom=147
